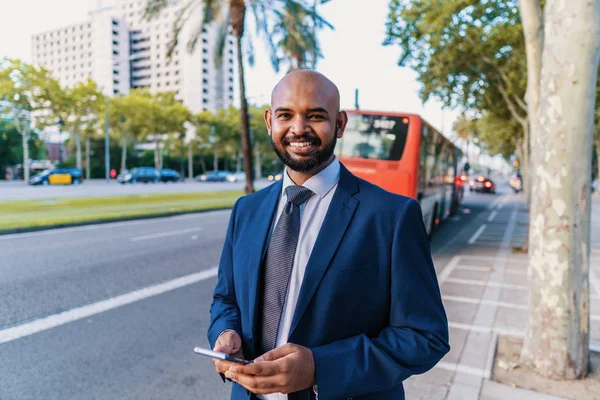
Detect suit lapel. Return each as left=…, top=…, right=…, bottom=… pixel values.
left=288, top=165, right=360, bottom=338
left=247, top=181, right=282, bottom=339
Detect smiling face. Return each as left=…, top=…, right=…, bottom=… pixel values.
left=265, top=71, right=348, bottom=177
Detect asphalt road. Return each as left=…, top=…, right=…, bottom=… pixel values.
left=0, top=179, right=273, bottom=201
left=0, top=187, right=505, bottom=400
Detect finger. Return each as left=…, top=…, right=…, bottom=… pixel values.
left=213, top=359, right=241, bottom=374
left=225, top=371, right=285, bottom=394
left=229, top=361, right=280, bottom=376
left=260, top=343, right=296, bottom=362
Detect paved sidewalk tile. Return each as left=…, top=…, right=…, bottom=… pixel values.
left=404, top=193, right=600, bottom=400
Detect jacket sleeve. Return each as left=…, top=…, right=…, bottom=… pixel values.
left=207, top=199, right=243, bottom=349
left=310, top=198, right=450, bottom=399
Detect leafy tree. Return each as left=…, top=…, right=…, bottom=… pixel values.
left=384, top=0, right=529, bottom=177
left=0, top=120, right=45, bottom=179
left=0, top=59, right=52, bottom=182
left=109, top=89, right=154, bottom=173
left=144, top=0, right=332, bottom=193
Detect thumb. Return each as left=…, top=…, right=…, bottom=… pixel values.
left=259, top=344, right=295, bottom=362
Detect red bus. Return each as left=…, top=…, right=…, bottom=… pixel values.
left=336, top=110, right=464, bottom=236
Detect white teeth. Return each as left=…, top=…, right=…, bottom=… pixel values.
left=289, top=142, right=311, bottom=147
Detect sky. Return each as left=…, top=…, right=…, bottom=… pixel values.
left=0, top=0, right=461, bottom=138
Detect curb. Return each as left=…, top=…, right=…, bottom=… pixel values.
left=0, top=206, right=234, bottom=236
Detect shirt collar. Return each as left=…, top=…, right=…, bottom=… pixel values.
left=281, top=156, right=340, bottom=199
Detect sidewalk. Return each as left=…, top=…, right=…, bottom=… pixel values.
left=404, top=193, right=600, bottom=400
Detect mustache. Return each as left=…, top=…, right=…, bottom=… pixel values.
left=282, top=134, right=321, bottom=145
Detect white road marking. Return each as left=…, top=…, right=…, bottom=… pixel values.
left=436, top=361, right=487, bottom=378
left=130, top=227, right=202, bottom=242
left=438, top=256, right=462, bottom=285
left=0, top=266, right=218, bottom=345
left=487, top=210, right=498, bottom=222
left=445, top=278, right=528, bottom=291
left=589, top=268, right=600, bottom=297
left=468, top=225, right=487, bottom=244
left=443, top=295, right=528, bottom=311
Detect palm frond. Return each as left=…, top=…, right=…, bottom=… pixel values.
left=143, top=0, right=169, bottom=20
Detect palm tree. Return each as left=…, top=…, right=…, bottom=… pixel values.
left=144, top=0, right=332, bottom=194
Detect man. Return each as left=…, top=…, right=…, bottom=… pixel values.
left=208, top=71, right=449, bottom=400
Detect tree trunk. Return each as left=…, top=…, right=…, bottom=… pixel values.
left=188, top=142, right=193, bottom=181
left=85, top=136, right=91, bottom=180
left=154, top=137, right=160, bottom=170
left=22, top=126, right=30, bottom=183
left=254, top=144, right=262, bottom=179
left=214, top=146, right=219, bottom=171
left=231, top=11, right=254, bottom=193
left=75, top=133, right=83, bottom=170
left=520, top=0, right=600, bottom=379
left=121, top=135, right=128, bottom=173
left=594, top=137, right=600, bottom=192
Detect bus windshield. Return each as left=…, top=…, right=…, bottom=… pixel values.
left=336, top=113, right=410, bottom=161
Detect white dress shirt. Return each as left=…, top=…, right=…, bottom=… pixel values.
left=259, top=157, right=340, bottom=400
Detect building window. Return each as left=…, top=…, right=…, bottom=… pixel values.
left=113, top=30, right=118, bottom=36
left=113, top=40, right=119, bottom=45
left=157, top=82, right=161, bottom=87
left=203, top=98, right=208, bottom=103
left=113, top=50, right=119, bottom=56
left=202, top=78, right=208, bottom=84
left=202, top=68, right=208, bottom=73
left=202, top=48, right=207, bottom=54
left=202, top=58, right=207, bottom=64
left=166, top=81, right=170, bottom=86
left=203, top=88, right=208, bottom=94
left=112, top=20, right=119, bottom=26
left=202, top=38, right=208, bottom=43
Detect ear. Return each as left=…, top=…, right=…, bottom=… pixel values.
left=264, top=108, right=273, bottom=137
left=336, top=111, right=348, bottom=139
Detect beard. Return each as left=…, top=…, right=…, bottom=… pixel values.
left=271, top=129, right=337, bottom=173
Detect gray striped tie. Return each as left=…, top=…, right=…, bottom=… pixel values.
left=259, top=185, right=314, bottom=354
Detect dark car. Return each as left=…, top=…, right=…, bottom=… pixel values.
left=117, top=167, right=160, bottom=184
left=160, top=168, right=181, bottom=183
left=29, top=167, right=83, bottom=185
left=195, top=170, right=232, bottom=182
left=469, top=175, right=496, bottom=193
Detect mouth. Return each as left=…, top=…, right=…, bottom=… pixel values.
left=284, top=138, right=319, bottom=155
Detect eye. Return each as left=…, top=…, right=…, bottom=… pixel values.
left=310, top=114, right=326, bottom=120
left=277, top=113, right=291, bottom=119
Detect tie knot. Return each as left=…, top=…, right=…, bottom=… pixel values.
left=285, top=185, right=314, bottom=206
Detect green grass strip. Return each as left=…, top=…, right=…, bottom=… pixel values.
left=0, top=190, right=243, bottom=231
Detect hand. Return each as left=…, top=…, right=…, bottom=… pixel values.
left=225, top=343, right=316, bottom=395
left=213, top=330, right=244, bottom=375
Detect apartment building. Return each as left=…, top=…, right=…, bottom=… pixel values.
left=32, top=0, right=236, bottom=114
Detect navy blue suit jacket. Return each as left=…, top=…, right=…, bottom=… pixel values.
left=207, top=164, right=449, bottom=400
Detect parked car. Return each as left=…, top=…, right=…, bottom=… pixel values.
left=159, top=168, right=181, bottom=183
left=226, top=171, right=246, bottom=182
left=268, top=173, right=283, bottom=181
left=117, top=167, right=160, bottom=184
left=29, top=167, right=83, bottom=185
left=469, top=175, right=496, bottom=193
left=195, top=170, right=232, bottom=182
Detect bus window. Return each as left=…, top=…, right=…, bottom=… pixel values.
left=336, top=114, right=410, bottom=161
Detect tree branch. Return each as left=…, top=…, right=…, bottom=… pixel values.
left=513, top=95, right=528, bottom=114
left=497, top=82, right=528, bottom=127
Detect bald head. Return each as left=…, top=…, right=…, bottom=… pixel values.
left=271, top=70, right=341, bottom=112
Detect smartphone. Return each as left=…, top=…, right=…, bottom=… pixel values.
left=193, top=347, right=253, bottom=365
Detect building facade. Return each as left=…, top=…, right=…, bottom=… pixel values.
left=32, top=0, right=236, bottom=114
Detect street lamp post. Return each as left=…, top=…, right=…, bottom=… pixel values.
left=105, top=95, right=110, bottom=184
left=180, top=132, right=185, bottom=182
left=58, top=118, right=65, bottom=167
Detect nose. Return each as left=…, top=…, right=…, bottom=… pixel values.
left=290, top=115, right=310, bottom=135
